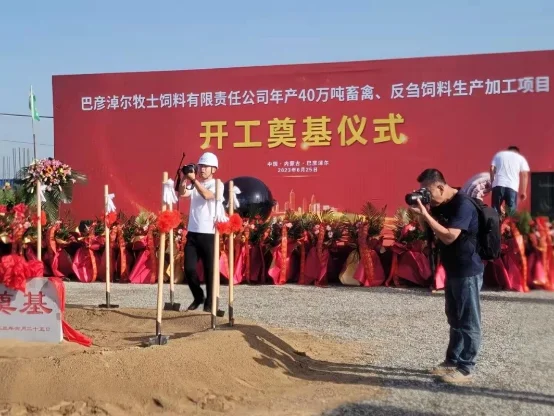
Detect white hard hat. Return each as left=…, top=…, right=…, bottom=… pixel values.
left=198, top=152, right=218, bottom=168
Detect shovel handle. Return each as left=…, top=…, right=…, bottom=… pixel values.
left=156, top=172, right=169, bottom=334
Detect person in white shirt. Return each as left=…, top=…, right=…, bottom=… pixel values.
left=179, top=152, right=224, bottom=312
left=490, top=146, right=530, bottom=215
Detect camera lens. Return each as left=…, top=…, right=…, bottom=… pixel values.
left=405, top=193, right=420, bottom=205
left=181, top=164, right=196, bottom=175
left=405, top=188, right=430, bottom=206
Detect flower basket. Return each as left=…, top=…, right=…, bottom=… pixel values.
left=17, top=157, right=87, bottom=221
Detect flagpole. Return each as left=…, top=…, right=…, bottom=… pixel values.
left=31, top=115, right=37, bottom=160
left=29, top=85, right=38, bottom=161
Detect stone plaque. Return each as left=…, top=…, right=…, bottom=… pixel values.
left=0, top=277, right=63, bottom=343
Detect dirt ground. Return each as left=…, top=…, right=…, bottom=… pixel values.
left=0, top=307, right=384, bottom=416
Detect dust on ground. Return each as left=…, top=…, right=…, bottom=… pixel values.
left=0, top=307, right=384, bottom=415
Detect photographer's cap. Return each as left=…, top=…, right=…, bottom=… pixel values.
left=198, top=152, right=218, bottom=168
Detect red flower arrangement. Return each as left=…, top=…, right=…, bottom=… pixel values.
left=156, top=210, right=182, bottom=233
left=217, top=213, right=243, bottom=235
left=392, top=208, right=427, bottom=245
left=12, top=203, right=27, bottom=219
left=32, top=211, right=47, bottom=227
left=0, top=203, right=38, bottom=242
left=104, top=211, right=117, bottom=227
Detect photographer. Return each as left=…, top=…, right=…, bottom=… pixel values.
left=408, top=169, right=484, bottom=384
left=179, top=152, right=223, bottom=312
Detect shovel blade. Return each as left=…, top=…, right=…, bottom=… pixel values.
left=98, top=304, right=119, bottom=309
left=164, top=302, right=181, bottom=311
left=146, top=334, right=170, bottom=346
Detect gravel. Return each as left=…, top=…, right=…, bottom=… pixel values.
left=65, top=282, right=554, bottom=416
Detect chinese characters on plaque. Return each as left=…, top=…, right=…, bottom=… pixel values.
left=0, top=278, right=63, bottom=343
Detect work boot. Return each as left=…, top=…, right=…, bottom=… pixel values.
left=429, top=360, right=457, bottom=376
left=440, top=369, right=473, bottom=384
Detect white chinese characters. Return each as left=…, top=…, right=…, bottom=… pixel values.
left=80, top=76, right=550, bottom=111
left=80, top=85, right=380, bottom=111
left=390, top=76, right=549, bottom=99
left=267, top=160, right=330, bottom=174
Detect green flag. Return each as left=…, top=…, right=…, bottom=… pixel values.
left=29, top=86, right=40, bottom=121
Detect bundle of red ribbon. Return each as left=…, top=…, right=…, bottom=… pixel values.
left=0, top=255, right=93, bottom=347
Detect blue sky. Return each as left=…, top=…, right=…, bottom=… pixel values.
left=1, top=0, right=553, bottom=178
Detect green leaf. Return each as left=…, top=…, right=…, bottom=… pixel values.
left=60, top=181, right=74, bottom=203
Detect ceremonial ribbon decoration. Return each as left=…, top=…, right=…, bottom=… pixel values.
left=46, top=223, right=63, bottom=278
left=221, top=185, right=241, bottom=212
left=156, top=179, right=181, bottom=233
left=11, top=226, right=26, bottom=256
left=230, top=185, right=241, bottom=209
left=179, top=230, right=187, bottom=275
left=4, top=180, right=553, bottom=293
left=71, top=222, right=99, bottom=283
left=243, top=227, right=251, bottom=281
left=279, top=225, right=288, bottom=285
left=258, top=228, right=271, bottom=283
left=216, top=184, right=242, bottom=225
left=105, top=193, right=116, bottom=213
left=38, top=183, right=47, bottom=203
left=87, top=222, right=98, bottom=283
left=386, top=240, right=429, bottom=287
left=147, top=225, right=157, bottom=284
left=385, top=244, right=401, bottom=287
left=505, top=218, right=529, bottom=292
left=298, top=231, right=309, bottom=284
left=156, top=211, right=181, bottom=233
left=358, top=223, right=375, bottom=286
left=315, top=226, right=326, bottom=287
left=47, top=224, right=58, bottom=255
left=533, top=217, right=553, bottom=291
left=215, top=185, right=243, bottom=235
left=116, top=225, right=129, bottom=281
left=209, top=180, right=228, bottom=224
left=163, top=179, right=179, bottom=205
left=542, top=218, right=554, bottom=291
left=214, top=198, right=228, bottom=224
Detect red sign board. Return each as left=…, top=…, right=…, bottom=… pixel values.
left=53, top=50, right=554, bottom=220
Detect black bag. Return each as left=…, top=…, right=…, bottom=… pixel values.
left=466, top=197, right=502, bottom=260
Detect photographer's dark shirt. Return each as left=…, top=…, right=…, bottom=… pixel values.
left=430, top=192, right=484, bottom=278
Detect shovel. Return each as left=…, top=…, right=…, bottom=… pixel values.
left=148, top=172, right=171, bottom=346
left=99, top=184, right=119, bottom=309
left=164, top=200, right=181, bottom=312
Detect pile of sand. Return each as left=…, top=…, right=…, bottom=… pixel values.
left=0, top=307, right=383, bottom=415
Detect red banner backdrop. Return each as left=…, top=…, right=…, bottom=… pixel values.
left=53, top=50, right=554, bottom=220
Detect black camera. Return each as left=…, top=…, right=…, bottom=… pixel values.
left=405, top=188, right=431, bottom=206
left=181, top=163, right=197, bottom=175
